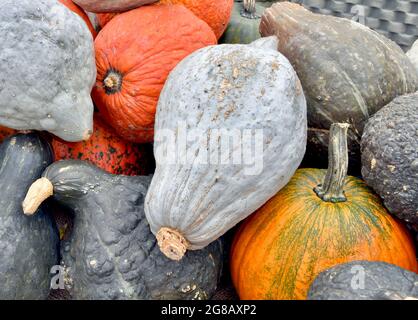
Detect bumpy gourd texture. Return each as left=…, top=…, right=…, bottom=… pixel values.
left=42, top=160, right=222, bottom=300
left=145, top=37, right=307, bottom=250
left=260, top=2, right=418, bottom=167
left=73, top=0, right=157, bottom=12
left=52, top=116, right=155, bottom=176
left=0, top=0, right=96, bottom=142
left=361, top=93, right=418, bottom=225
left=407, top=40, right=418, bottom=76
left=230, top=169, right=418, bottom=300
left=93, top=5, right=217, bottom=143
left=308, top=261, right=418, bottom=300
left=0, top=134, right=58, bottom=299
left=220, top=2, right=264, bottom=45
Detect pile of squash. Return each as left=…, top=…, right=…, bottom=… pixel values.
left=0, top=0, right=416, bottom=300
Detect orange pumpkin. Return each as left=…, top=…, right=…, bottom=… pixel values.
left=96, top=0, right=233, bottom=39
left=230, top=124, right=418, bottom=300
left=92, top=4, right=217, bottom=143
left=51, top=116, right=155, bottom=175
left=158, top=0, right=233, bottom=39
left=97, top=12, right=117, bottom=28
left=59, top=0, right=97, bottom=38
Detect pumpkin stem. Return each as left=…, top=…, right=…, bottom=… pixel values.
left=314, top=123, right=350, bottom=203
left=156, top=227, right=189, bottom=261
left=103, top=70, right=122, bottom=94
left=22, top=177, right=54, bottom=215
left=242, top=0, right=260, bottom=19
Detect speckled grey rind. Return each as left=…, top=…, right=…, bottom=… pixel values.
left=308, top=261, right=418, bottom=300
left=0, top=133, right=59, bottom=299
left=41, top=160, right=222, bottom=300
left=0, top=0, right=96, bottom=142
left=361, top=92, right=418, bottom=225
left=260, top=3, right=418, bottom=171
left=145, top=36, right=307, bottom=250
left=407, top=40, right=418, bottom=76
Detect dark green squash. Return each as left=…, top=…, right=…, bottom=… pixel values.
left=361, top=92, right=418, bottom=225
left=220, top=0, right=264, bottom=44
left=23, top=160, right=223, bottom=300
left=260, top=2, right=418, bottom=172
left=0, top=133, right=58, bottom=299
left=308, top=261, right=418, bottom=300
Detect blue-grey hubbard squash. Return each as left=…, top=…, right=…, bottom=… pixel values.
left=145, top=36, right=307, bottom=261
left=0, top=0, right=96, bottom=142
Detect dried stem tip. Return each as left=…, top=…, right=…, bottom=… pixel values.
left=156, top=227, right=189, bottom=261
left=22, top=178, right=53, bottom=215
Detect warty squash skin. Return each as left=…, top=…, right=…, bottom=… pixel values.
left=73, top=0, right=157, bottom=12
left=0, top=0, right=96, bottom=142
left=260, top=2, right=418, bottom=170
left=361, top=93, right=418, bottom=225
left=23, top=160, right=223, bottom=300
left=230, top=124, right=418, bottom=300
left=0, top=133, right=59, bottom=299
left=159, top=0, right=234, bottom=39
left=308, top=261, right=418, bottom=300
left=220, top=0, right=265, bottom=45
left=51, top=116, right=155, bottom=176
left=59, top=0, right=97, bottom=38
left=407, top=40, right=418, bottom=76
left=92, top=4, right=217, bottom=143
left=145, top=36, right=307, bottom=260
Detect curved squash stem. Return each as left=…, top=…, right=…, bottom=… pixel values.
left=242, top=0, right=259, bottom=19
left=157, top=227, right=189, bottom=261
left=314, top=123, right=350, bottom=203
left=22, top=178, right=54, bottom=215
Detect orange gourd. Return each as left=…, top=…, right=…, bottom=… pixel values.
left=230, top=124, right=418, bottom=300
left=59, top=0, right=97, bottom=38
left=96, top=0, right=234, bottom=39
left=159, top=0, right=233, bottom=39
left=51, top=116, right=155, bottom=175
left=92, top=4, right=217, bottom=143
left=0, top=126, right=16, bottom=143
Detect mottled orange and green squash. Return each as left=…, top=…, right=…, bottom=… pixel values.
left=51, top=116, right=155, bottom=175
left=230, top=124, right=418, bottom=300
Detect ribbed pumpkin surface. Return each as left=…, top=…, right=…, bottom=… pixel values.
left=96, top=0, right=234, bottom=39
left=59, top=0, right=97, bottom=38
left=51, top=116, right=154, bottom=175
left=159, top=0, right=233, bottom=39
left=231, top=168, right=418, bottom=300
left=92, top=4, right=217, bottom=143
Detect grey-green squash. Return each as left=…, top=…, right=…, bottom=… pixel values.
left=308, top=261, right=418, bottom=300
left=260, top=2, right=418, bottom=171
left=0, top=0, right=96, bottom=142
left=23, top=160, right=223, bottom=300
left=220, top=0, right=264, bottom=44
left=0, top=133, right=59, bottom=299
left=361, top=92, right=418, bottom=225
left=145, top=36, right=307, bottom=261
